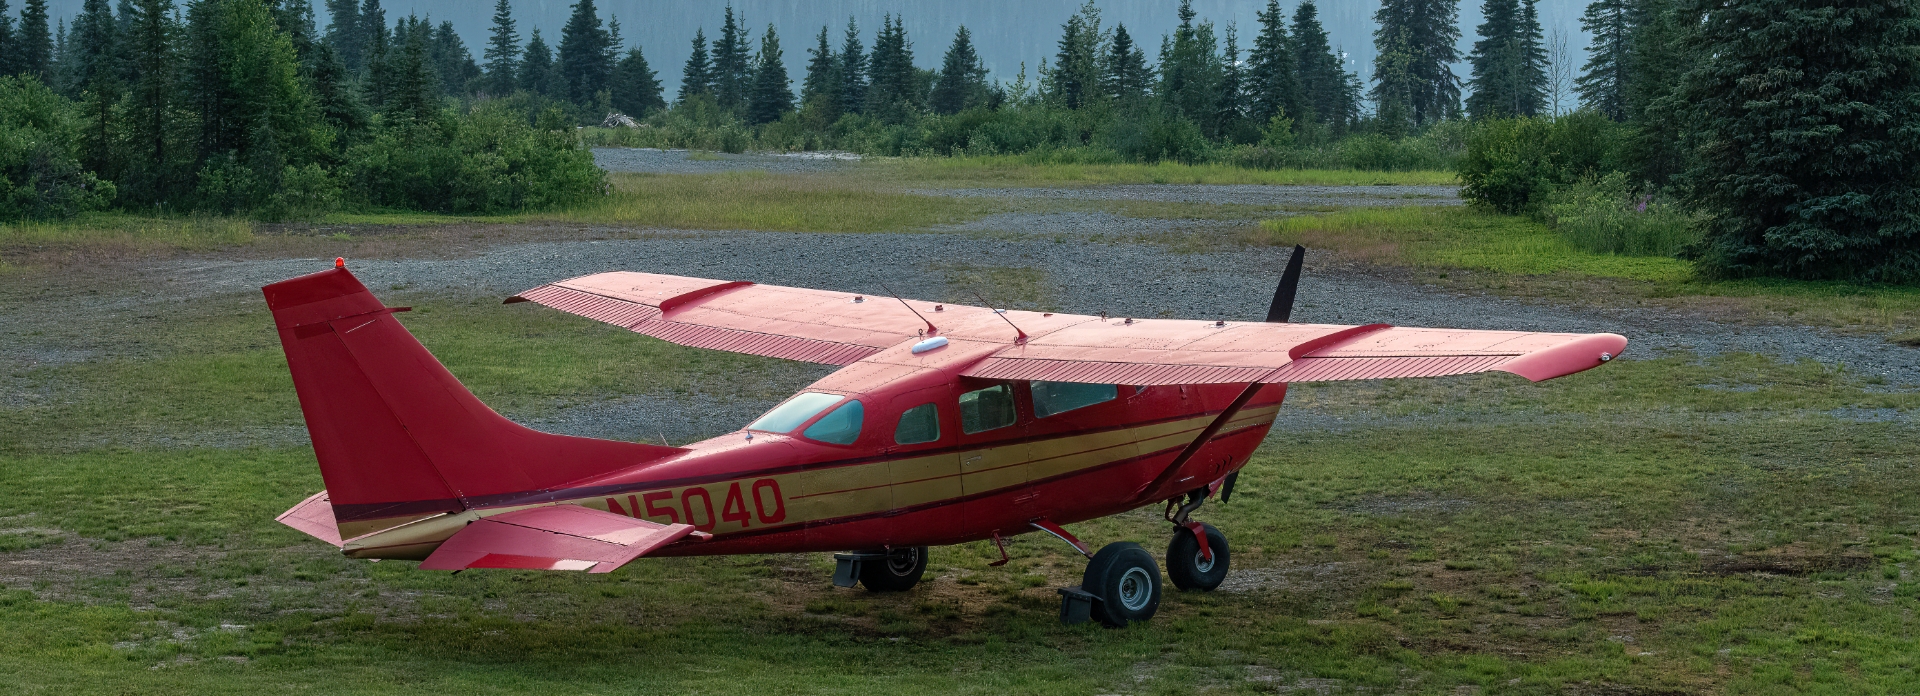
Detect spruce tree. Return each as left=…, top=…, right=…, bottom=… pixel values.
left=68, top=0, right=119, bottom=174
left=610, top=46, right=662, bottom=116
left=930, top=25, right=984, bottom=115
left=519, top=27, right=556, bottom=98
left=480, top=0, right=517, bottom=95
left=182, top=0, right=319, bottom=204
left=18, top=0, right=50, bottom=82
left=119, top=0, right=176, bottom=203
left=1683, top=0, right=1920, bottom=282
left=356, top=0, right=383, bottom=75
left=0, top=1, right=14, bottom=78
left=275, top=0, right=316, bottom=63
left=308, top=40, right=366, bottom=140
left=837, top=17, right=864, bottom=115
left=1159, top=0, right=1223, bottom=124
left=710, top=6, right=751, bottom=111
left=1466, top=0, right=1544, bottom=118
left=676, top=28, right=709, bottom=102
left=557, top=0, right=613, bottom=108
left=801, top=25, right=836, bottom=112
left=1576, top=0, right=1631, bottom=120
left=863, top=14, right=915, bottom=120
left=1246, top=0, right=1300, bottom=127
left=1101, top=23, right=1149, bottom=104
left=1292, top=1, right=1352, bottom=132
left=430, top=20, right=476, bottom=96
left=1621, top=0, right=1693, bottom=184
left=323, top=0, right=360, bottom=71
left=745, top=24, right=790, bottom=124
left=1371, top=0, right=1462, bottom=129
left=382, top=16, right=437, bottom=124
left=1046, top=1, right=1101, bottom=110
left=1214, top=22, right=1244, bottom=136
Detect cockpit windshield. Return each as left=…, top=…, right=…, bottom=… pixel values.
left=746, top=392, right=844, bottom=433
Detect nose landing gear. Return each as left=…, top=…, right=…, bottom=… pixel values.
left=1163, top=488, right=1232, bottom=591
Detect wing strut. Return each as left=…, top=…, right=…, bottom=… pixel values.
left=1139, top=246, right=1307, bottom=502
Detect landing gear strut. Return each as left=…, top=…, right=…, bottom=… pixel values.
left=832, top=546, right=928, bottom=592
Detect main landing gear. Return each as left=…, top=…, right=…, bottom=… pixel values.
left=832, top=546, right=928, bottom=592
left=1059, top=486, right=1235, bottom=627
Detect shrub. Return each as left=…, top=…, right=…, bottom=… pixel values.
left=0, top=76, right=115, bottom=220
left=345, top=104, right=605, bottom=213
left=1093, top=106, right=1208, bottom=163
left=1543, top=172, right=1701, bottom=256
left=1458, top=112, right=1621, bottom=213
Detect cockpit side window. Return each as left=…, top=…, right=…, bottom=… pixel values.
left=893, top=403, right=940, bottom=445
left=959, top=384, right=1016, bottom=434
left=802, top=400, right=865, bottom=445
left=1032, top=381, right=1118, bottom=418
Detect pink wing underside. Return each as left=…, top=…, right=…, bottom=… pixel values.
left=418, top=505, right=695, bottom=573
left=510, top=271, right=1627, bottom=384
left=276, top=490, right=343, bottom=547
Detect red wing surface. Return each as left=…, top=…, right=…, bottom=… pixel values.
left=514, top=271, right=1626, bottom=383
left=418, top=505, right=696, bottom=573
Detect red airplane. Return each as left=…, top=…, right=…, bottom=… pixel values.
left=265, top=249, right=1625, bottom=627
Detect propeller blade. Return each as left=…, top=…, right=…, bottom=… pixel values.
left=1265, top=245, right=1306, bottom=323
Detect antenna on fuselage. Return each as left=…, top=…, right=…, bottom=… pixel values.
left=878, top=282, right=937, bottom=336
left=971, top=291, right=1029, bottom=345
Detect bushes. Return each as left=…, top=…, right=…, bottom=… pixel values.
left=0, top=77, right=116, bottom=221
left=1458, top=112, right=1620, bottom=214
left=345, top=105, right=606, bottom=214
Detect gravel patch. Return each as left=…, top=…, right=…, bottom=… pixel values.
left=926, top=211, right=1245, bottom=236
left=921, top=184, right=1461, bottom=207
left=592, top=147, right=858, bottom=174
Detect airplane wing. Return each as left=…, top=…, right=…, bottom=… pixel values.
left=418, top=505, right=697, bottom=573
left=512, top=272, right=1625, bottom=384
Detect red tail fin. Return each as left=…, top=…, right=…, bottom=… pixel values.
left=263, top=265, right=684, bottom=530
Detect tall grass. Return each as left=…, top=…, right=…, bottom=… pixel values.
left=1543, top=172, right=1700, bottom=256
left=1259, top=206, right=1694, bottom=281
left=554, top=171, right=980, bottom=232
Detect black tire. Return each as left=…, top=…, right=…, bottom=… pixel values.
left=858, top=546, right=927, bottom=592
left=1166, top=523, right=1231, bottom=591
left=1082, top=542, right=1161, bottom=627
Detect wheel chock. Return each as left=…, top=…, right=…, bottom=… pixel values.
left=832, top=551, right=889, bottom=588
left=1057, top=585, right=1097, bottom=624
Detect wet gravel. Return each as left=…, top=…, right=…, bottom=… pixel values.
left=921, top=184, right=1461, bottom=207
left=592, top=147, right=858, bottom=174
left=7, top=227, right=1915, bottom=449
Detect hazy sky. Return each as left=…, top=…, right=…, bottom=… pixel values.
left=45, top=0, right=1593, bottom=105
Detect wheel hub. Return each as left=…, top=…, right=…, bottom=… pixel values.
left=885, top=549, right=918, bottom=576
left=1117, top=567, right=1153, bottom=611
left=1193, top=549, right=1215, bottom=573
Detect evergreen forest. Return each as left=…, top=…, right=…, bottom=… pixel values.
left=0, top=0, right=1913, bottom=282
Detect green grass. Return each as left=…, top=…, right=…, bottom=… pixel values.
left=1260, top=206, right=1920, bottom=336
left=5, top=275, right=1920, bottom=692
left=882, top=155, right=1459, bottom=186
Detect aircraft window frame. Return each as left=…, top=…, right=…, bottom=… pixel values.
left=958, top=384, right=1017, bottom=435
left=801, top=400, right=865, bottom=445
left=746, top=392, right=844, bottom=433
left=893, top=402, right=941, bottom=445
left=1031, top=381, right=1119, bottom=418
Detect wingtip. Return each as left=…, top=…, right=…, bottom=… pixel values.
left=1499, top=333, right=1629, bottom=382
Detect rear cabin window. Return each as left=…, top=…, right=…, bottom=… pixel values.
left=1032, top=382, right=1118, bottom=418
left=958, top=384, right=1016, bottom=434
left=802, top=400, right=865, bottom=445
left=748, top=392, right=843, bottom=433
left=893, top=403, right=940, bottom=445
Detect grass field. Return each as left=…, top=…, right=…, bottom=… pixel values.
left=4, top=280, right=1919, bottom=693
left=875, top=156, right=1460, bottom=187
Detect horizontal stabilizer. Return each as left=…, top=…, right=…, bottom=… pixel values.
left=419, top=505, right=695, bottom=573
left=277, top=491, right=344, bottom=547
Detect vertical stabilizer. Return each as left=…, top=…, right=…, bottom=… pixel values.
left=263, top=264, right=685, bottom=537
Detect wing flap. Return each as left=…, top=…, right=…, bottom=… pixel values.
left=419, top=505, right=695, bottom=574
